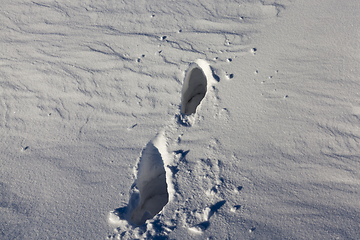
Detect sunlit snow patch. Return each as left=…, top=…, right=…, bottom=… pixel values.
left=181, top=59, right=217, bottom=115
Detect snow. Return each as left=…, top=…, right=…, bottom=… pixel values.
left=1, top=0, right=359, bottom=239
left=181, top=59, right=217, bottom=115
left=129, top=131, right=169, bottom=226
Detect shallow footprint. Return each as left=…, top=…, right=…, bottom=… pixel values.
left=188, top=200, right=226, bottom=234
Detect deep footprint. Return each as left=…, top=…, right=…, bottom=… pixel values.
left=130, top=132, right=170, bottom=225
left=181, top=61, right=208, bottom=115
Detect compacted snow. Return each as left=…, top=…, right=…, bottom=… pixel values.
left=1, top=0, right=359, bottom=239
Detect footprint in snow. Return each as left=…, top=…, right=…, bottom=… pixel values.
left=111, top=59, right=225, bottom=236
left=188, top=200, right=226, bottom=234
left=130, top=132, right=170, bottom=226
left=177, top=59, right=222, bottom=126
left=180, top=62, right=207, bottom=115
left=180, top=59, right=219, bottom=115
left=110, top=131, right=171, bottom=228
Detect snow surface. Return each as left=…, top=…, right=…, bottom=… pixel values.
left=1, top=0, right=359, bottom=239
